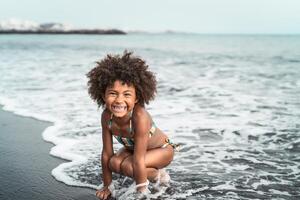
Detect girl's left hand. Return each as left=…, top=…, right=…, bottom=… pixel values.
left=96, top=187, right=111, bottom=200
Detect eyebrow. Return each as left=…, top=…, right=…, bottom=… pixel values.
left=106, top=89, right=134, bottom=93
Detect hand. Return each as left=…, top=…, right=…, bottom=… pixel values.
left=96, top=187, right=111, bottom=200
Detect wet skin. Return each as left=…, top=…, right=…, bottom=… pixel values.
left=96, top=80, right=174, bottom=200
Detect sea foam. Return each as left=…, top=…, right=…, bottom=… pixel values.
left=1, top=34, right=300, bottom=199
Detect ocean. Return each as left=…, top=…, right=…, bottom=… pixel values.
left=0, top=33, right=299, bottom=199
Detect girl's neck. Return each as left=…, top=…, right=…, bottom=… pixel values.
left=112, top=111, right=132, bottom=126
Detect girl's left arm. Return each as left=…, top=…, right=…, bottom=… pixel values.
left=133, top=110, right=150, bottom=192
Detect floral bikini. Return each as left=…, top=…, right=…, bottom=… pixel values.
left=108, top=112, right=179, bottom=150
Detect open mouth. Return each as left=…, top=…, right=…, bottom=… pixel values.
left=112, top=105, right=127, bottom=113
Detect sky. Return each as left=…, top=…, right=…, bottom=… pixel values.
left=0, top=0, right=300, bottom=34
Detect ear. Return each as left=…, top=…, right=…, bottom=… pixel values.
left=135, top=99, right=138, bottom=104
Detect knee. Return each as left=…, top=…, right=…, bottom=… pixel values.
left=120, top=158, right=133, bottom=177
left=167, top=146, right=175, bottom=164
left=109, top=156, right=122, bottom=173
left=168, top=147, right=175, bottom=162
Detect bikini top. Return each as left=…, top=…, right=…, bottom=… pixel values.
left=108, top=112, right=156, bottom=148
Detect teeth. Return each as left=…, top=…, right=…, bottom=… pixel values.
left=112, top=105, right=126, bottom=112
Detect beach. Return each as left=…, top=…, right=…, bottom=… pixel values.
left=0, top=34, right=299, bottom=199
left=0, top=107, right=96, bottom=200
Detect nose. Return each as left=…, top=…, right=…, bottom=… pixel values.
left=115, top=94, right=124, bottom=103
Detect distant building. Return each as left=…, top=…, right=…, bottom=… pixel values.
left=0, top=19, right=125, bottom=34
left=39, top=23, right=72, bottom=31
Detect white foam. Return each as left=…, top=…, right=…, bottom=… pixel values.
left=211, top=181, right=236, bottom=190
left=171, top=186, right=209, bottom=199
left=268, top=189, right=291, bottom=196
left=252, top=179, right=272, bottom=190
left=1, top=34, right=300, bottom=199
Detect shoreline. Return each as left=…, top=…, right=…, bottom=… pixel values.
left=0, top=107, right=97, bottom=200
left=0, top=29, right=126, bottom=35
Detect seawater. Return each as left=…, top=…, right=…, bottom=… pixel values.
left=0, top=34, right=299, bottom=199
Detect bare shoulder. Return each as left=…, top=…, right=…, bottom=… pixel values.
left=132, top=105, right=150, bottom=121
left=132, top=104, right=152, bottom=133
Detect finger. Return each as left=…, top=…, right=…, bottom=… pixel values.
left=103, top=193, right=110, bottom=199
left=96, top=191, right=103, bottom=199
left=103, top=193, right=109, bottom=200
left=103, top=193, right=107, bottom=200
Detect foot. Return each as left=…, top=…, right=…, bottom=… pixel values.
left=157, top=169, right=170, bottom=185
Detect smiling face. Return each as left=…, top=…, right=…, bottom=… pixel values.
left=104, top=80, right=138, bottom=118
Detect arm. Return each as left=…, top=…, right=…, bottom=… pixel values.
left=101, top=109, right=114, bottom=187
left=96, top=110, right=114, bottom=200
left=132, top=108, right=151, bottom=192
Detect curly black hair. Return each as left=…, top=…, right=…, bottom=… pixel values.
left=87, top=51, right=157, bottom=107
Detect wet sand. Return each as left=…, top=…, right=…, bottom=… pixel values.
left=0, top=107, right=97, bottom=200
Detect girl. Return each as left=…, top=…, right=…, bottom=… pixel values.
left=87, top=51, right=177, bottom=200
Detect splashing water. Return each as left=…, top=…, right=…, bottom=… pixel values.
left=0, top=34, right=299, bottom=199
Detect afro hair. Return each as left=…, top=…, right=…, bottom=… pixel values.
left=87, top=51, right=157, bottom=107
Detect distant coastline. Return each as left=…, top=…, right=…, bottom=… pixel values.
left=0, top=29, right=126, bottom=35
left=0, top=19, right=126, bottom=35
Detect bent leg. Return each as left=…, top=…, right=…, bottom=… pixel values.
left=120, top=145, right=174, bottom=180
left=109, top=147, right=133, bottom=174
left=144, top=145, right=174, bottom=169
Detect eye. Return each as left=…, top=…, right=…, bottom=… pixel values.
left=108, top=92, right=117, bottom=96
left=124, top=93, right=132, bottom=97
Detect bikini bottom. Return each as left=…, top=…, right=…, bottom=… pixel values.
left=161, top=138, right=180, bottom=151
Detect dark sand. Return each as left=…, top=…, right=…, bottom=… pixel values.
left=0, top=108, right=98, bottom=200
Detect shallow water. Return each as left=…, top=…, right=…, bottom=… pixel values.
left=0, top=34, right=299, bottom=199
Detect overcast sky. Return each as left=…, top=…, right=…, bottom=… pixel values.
left=0, top=0, right=299, bottom=34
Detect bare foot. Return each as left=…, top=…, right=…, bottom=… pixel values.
left=156, top=169, right=170, bottom=185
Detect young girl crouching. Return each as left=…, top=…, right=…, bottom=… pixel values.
left=87, top=51, right=178, bottom=200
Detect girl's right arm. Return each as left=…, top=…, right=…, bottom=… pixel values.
left=96, top=109, right=114, bottom=200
